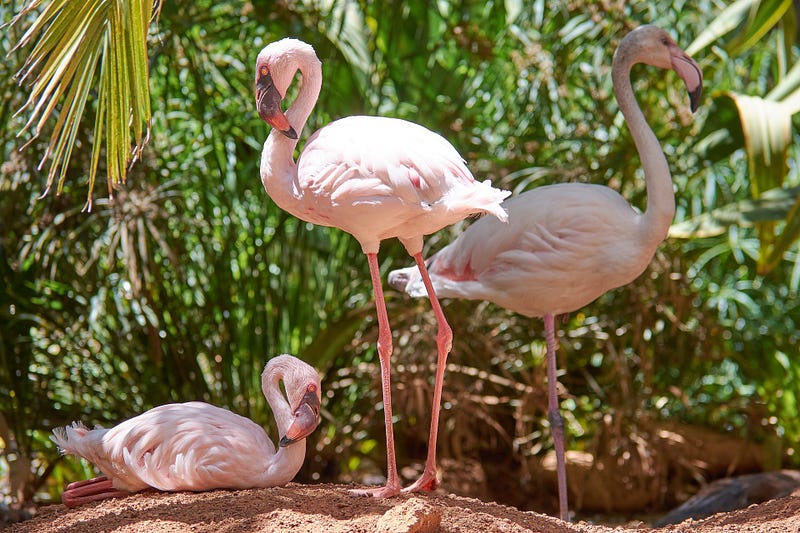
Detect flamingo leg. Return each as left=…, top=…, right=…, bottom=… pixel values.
left=544, top=313, right=569, bottom=521
left=402, top=252, right=452, bottom=494
left=350, top=252, right=402, bottom=498
left=61, top=476, right=132, bottom=508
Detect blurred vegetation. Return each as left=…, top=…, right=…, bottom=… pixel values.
left=1, top=0, right=799, bottom=518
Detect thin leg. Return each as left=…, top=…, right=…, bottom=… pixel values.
left=544, top=313, right=569, bottom=521
left=402, top=252, right=452, bottom=494
left=350, top=253, right=402, bottom=498
left=62, top=476, right=132, bottom=508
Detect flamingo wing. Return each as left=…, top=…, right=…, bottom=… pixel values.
left=69, top=403, right=275, bottom=492
left=394, top=183, right=650, bottom=316
left=300, top=116, right=474, bottom=204
left=296, top=115, right=509, bottom=251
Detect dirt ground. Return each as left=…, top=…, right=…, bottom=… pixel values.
left=4, top=482, right=799, bottom=533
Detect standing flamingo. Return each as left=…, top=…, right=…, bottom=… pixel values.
left=256, top=38, right=509, bottom=497
left=388, top=25, right=702, bottom=520
left=51, top=354, right=322, bottom=507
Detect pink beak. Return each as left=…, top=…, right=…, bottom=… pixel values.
left=279, top=386, right=321, bottom=446
left=255, top=68, right=298, bottom=139
left=670, top=48, right=703, bottom=112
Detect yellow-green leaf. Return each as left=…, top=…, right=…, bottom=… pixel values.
left=761, top=194, right=800, bottom=274
left=722, top=92, right=792, bottom=272
left=729, top=0, right=792, bottom=56
left=726, top=93, right=791, bottom=198
left=686, top=0, right=754, bottom=56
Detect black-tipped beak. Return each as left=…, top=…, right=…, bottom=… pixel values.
left=671, top=52, right=703, bottom=113
left=256, top=68, right=297, bottom=138
left=279, top=386, right=321, bottom=447
left=688, top=84, right=702, bottom=113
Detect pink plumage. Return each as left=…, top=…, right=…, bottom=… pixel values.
left=52, top=354, right=322, bottom=507
left=256, top=38, right=509, bottom=498
left=389, top=26, right=702, bottom=521
left=294, top=115, right=508, bottom=254
left=390, top=183, right=659, bottom=317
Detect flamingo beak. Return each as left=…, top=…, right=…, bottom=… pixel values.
left=670, top=48, right=703, bottom=113
left=279, top=385, right=321, bottom=447
left=256, top=67, right=298, bottom=139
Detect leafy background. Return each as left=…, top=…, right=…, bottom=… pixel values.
left=1, top=0, right=799, bottom=521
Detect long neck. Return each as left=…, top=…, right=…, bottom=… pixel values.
left=612, top=51, right=675, bottom=245
left=260, top=57, right=323, bottom=211
left=257, top=365, right=307, bottom=486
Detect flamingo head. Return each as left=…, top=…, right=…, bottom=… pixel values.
left=255, top=39, right=311, bottom=140
left=619, top=25, right=703, bottom=112
left=255, top=60, right=297, bottom=139
left=279, top=381, right=322, bottom=447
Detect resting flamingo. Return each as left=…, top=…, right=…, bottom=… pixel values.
left=51, top=354, right=322, bottom=507
left=255, top=38, right=509, bottom=497
left=388, top=25, right=702, bottom=520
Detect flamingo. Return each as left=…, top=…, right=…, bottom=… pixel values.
left=388, top=25, right=702, bottom=520
left=51, top=354, right=322, bottom=507
left=255, top=38, right=510, bottom=497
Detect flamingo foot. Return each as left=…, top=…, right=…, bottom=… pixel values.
left=349, top=483, right=402, bottom=498
left=401, top=470, right=439, bottom=494
left=61, top=476, right=132, bottom=508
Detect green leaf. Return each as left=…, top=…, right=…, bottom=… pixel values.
left=768, top=59, right=800, bottom=113
left=670, top=185, right=800, bottom=238
left=297, top=307, right=369, bottom=372
left=728, top=0, right=792, bottom=56
left=686, top=0, right=755, bottom=56
left=318, top=0, right=371, bottom=91
left=686, top=0, right=792, bottom=56
left=761, top=193, right=800, bottom=273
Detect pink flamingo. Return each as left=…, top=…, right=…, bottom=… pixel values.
left=388, top=26, right=702, bottom=520
left=51, top=354, right=322, bottom=507
left=256, top=38, right=509, bottom=497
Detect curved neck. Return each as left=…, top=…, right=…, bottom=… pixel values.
left=258, top=361, right=307, bottom=485
left=260, top=55, right=323, bottom=210
left=612, top=50, right=675, bottom=244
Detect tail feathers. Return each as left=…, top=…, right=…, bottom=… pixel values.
left=451, top=179, right=510, bottom=222
left=51, top=421, right=97, bottom=456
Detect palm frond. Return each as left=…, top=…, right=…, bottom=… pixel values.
left=11, top=0, right=156, bottom=209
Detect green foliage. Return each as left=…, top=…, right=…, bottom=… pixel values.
left=681, top=0, right=800, bottom=274
left=11, top=0, right=154, bottom=209
left=1, top=0, right=800, bottom=513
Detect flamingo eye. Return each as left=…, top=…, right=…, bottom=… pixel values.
left=308, top=383, right=317, bottom=393
left=259, top=65, right=269, bottom=76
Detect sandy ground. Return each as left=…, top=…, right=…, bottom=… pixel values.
left=4, top=483, right=799, bottom=533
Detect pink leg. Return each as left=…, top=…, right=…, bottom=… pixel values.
left=62, top=476, right=132, bottom=508
left=402, top=252, right=452, bottom=494
left=350, top=253, right=402, bottom=498
left=544, top=313, right=569, bottom=521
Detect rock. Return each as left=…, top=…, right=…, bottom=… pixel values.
left=655, top=470, right=800, bottom=526
left=376, top=497, right=442, bottom=533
